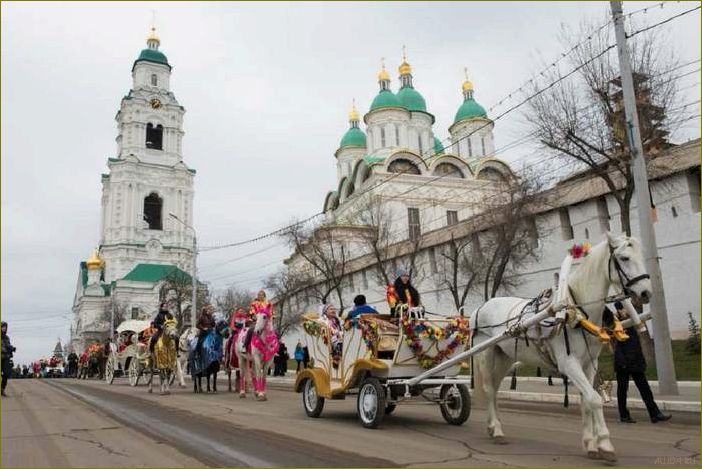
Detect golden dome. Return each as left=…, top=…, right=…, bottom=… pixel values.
left=86, top=249, right=104, bottom=270
left=462, top=67, right=474, bottom=92
left=348, top=100, right=360, bottom=122
left=378, top=58, right=390, bottom=82
left=147, top=27, right=160, bottom=45
left=398, top=45, right=412, bottom=76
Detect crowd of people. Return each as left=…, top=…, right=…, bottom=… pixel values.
left=0, top=268, right=675, bottom=426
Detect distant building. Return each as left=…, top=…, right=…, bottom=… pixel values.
left=70, top=28, right=196, bottom=352
left=284, top=54, right=700, bottom=338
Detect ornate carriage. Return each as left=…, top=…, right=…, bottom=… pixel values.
left=295, top=309, right=472, bottom=428
left=105, top=320, right=151, bottom=385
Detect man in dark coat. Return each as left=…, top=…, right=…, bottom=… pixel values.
left=608, top=302, right=672, bottom=424
left=1, top=322, right=16, bottom=396
left=195, top=305, right=215, bottom=356
left=150, top=303, right=174, bottom=353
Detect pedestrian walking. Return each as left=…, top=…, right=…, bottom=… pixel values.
left=1, top=322, right=16, bottom=396
left=302, top=345, right=310, bottom=369
left=606, top=302, right=672, bottom=424
left=294, top=341, right=304, bottom=372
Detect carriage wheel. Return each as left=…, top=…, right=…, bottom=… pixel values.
left=385, top=404, right=397, bottom=415
left=357, top=377, right=385, bottom=429
left=302, top=378, right=325, bottom=418
left=105, top=357, right=115, bottom=384
left=439, top=384, right=471, bottom=425
left=128, top=359, right=141, bottom=387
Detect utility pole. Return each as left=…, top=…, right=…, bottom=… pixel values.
left=610, top=1, right=678, bottom=395
left=191, top=233, right=198, bottom=329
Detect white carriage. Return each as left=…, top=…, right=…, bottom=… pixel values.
left=295, top=308, right=472, bottom=428
left=105, top=320, right=152, bottom=386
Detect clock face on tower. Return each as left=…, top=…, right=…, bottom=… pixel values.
left=150, top=98, right=162, bottom=109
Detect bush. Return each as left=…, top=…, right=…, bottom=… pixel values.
left=687, top=312, right=701, bottom=354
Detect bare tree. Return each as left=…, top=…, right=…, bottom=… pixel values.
left=357, top=196, right=394, bottom=286
left=214, top=287, right=255, bottom=321
left=265, top=268, right=307, bottom=337
left=438, top=235, right=483, bottom=312
left=283, top=220, right=349, bottom=312
left=477, top=174, right=545, bottom=300
left=526, top=19, right=682, bottom=235
left=159, top=269, right=209, bottom=331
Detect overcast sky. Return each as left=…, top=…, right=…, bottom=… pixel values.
left=2, top=1, right=700, bottom=364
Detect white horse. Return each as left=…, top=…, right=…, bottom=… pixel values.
left=472, top=233, right=651, bottom=462
left=177, top=326, right=197, bottom=386
left=235, top=304, right=279, bottom=401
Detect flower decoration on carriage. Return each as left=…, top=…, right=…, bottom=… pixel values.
left=401, top=317, right=470, bottom=369
left=568, top=242, right=592, bottom=259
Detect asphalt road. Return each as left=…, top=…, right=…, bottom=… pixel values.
left=2, top=377, right=700, bottom=468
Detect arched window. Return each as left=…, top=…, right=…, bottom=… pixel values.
left=143, top=192, right=163, bottom=230
left=467, top=138, right=473, bottom=157
left=395, top=125, right=400, bottom=146
left=388, top=159, right=420, bottom=175
left=417, top=134, right=422, bottom=154
left=151, top=74, right=158, bottom=86
left=146, top=123, right=163, bottom=150
left=380, top=127, right=386, bottom=147
left=434, top=162, right=465, bottom=179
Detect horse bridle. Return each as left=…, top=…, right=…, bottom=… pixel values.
left=608, top=244, right=650, bottom=298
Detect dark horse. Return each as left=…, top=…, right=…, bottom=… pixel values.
left=188, top=320, right=228, bottom=393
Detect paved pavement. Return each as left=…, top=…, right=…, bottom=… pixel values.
left=1, top=379, right=205, bottom=468
left=3, top=377, right=699, bottom=468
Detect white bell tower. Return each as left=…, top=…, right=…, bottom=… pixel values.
left=98, top=27, right=195, bottom=283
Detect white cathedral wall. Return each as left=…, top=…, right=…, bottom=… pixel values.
left=290, top=167, right=699, bottom=338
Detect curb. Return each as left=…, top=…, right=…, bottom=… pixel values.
left=263, top=376, right=700, bottom=413
left=495, top=390, right=700, bottom=413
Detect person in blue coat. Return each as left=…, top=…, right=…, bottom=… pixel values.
left=348, top=295, right=378, bottom=320
left=294, top=341, right=304, bottom=372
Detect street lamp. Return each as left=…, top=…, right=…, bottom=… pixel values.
left=169, top=212, right=197, bottom=329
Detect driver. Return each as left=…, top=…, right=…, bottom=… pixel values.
left=149, top=302, right=174, bottom=353
left=387, top=267, right=420, bottom=319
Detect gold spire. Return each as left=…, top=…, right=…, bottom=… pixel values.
left=348, top=98, right=360, bottom=122
left=147, top=11, right=160, bottom=46
left=86, top=248, right=104, bottom=270
left=399, top=45, right=412, bottom=76
left=462, top=67, right=474, bottom=92
left=378, top=57, right=390, bottom=82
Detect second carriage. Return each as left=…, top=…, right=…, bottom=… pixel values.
left=295, top=308, right=472, bottom=428
left=105, top=319, right=153, bottom=386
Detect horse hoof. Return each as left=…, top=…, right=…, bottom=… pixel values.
left=493, top=436, right=508, bottom=445
left=598, top=450, right=617, bottom=463
left=239, top=393, right=246, bottom=398
left=148, top=389, right=153, bottom=394
left=587, top=451, right=601, bottom=460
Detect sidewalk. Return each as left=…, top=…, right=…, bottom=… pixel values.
left=262, top=372, right=700, bottom=413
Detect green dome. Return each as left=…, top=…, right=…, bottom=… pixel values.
left=135, top=48, right=170, bottom=67
left=369, top=90, right=405, bottom=112
left=454, top=98, right=487, bottom=123
left=339, top=127, right=367, bottom=148
left=396, top=86, right=427, bottom=112
left=433, top=136, right=445, bottom=154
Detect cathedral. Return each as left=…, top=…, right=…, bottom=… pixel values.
left=70, top=29, right=196, bottom=352
left=322, top=53, right=514, bottom=237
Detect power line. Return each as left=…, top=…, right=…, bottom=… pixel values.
left=626, top=4, right=701, bottom=38
left=197, top=9, right=698, bottom=256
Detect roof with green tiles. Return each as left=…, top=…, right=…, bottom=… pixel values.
left=122, top=263, right=192, bottom=283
